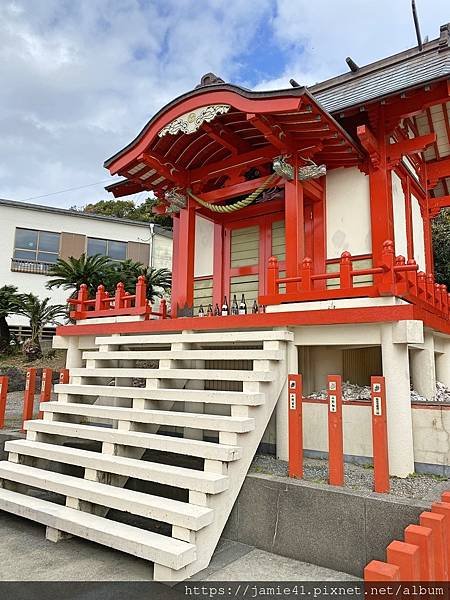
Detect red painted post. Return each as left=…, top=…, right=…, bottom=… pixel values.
left=394, top=256, right=407, bottom=295
left=267, top=256, right=279, bottom=295
left=379, top=240, right=395, bottom=294
left=417, top=271, right=427, bottom=301
left=114, top=281, right=125, bottom=310
left=435, top=282, right=442, bottom=312
left=0, top=376, right=8, bottom=429
left=364, top=560, right=400, bottom=581
left=135, top=276, right=147, bottom=308
left=327, top=375, right=344, bottom=486
left=386, top=540, right=421, bottom=580
left=300, top=257, right=312, bottom=292
left=38, top=368, right=52, bottom=419
left=159, top=298, right=167, bottom=319
left=420, top=511, right=448, bottom=580
left=431, top=501, right=450, bottom=574
left=59, top=369, right=69, bottom=385
left=288, top=374, right=303, bottom=478
left=406, top=259, right=418, bottom=296
left=404, top=524, right=435, bottom=581
left=94, top=284, right=105, bottom=312
left=339, top=251, right=352, bottom=289
left=440, top=284, right=448, bottom=317
left=370, top=376, right=389, bottom=493
left=22, top=367, right=37, bottom=430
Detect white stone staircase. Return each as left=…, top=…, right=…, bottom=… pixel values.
left=0, top=329, right=291, bottom=580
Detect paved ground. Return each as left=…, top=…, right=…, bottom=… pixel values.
left=0, top=512, right=356, bottom=582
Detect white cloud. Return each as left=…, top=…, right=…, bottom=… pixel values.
left=0, top=0, right=448, bottom=207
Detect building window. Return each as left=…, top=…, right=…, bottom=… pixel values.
left=12, top=228, right=60, bottom=274
left=87, top=237, right=127, bottom=261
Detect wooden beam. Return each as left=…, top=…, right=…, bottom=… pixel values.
left=387, top=133, right=436, bottom=163
left=246, top=113, right=292, bottom=152
left=427, top=156, right=450, bottom=187
left=357, top=125, right=380, bottom=168
left=194, top=174, right=282, bottom=205
left=140, top=152, right=187, bottom=187
left=190, top=146, right=277, bottom=183
left=202, top=122, right=250, bottom=155
left=429, top=195, right=450, bottom=211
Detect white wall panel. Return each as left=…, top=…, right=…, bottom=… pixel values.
left=391, top=171, right=408, bottom=258
left=194, top=215, right=214, bottom=277
left=411, top=194, right=426, bottom=271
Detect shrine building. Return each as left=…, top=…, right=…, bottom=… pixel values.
left=0, top=23, right=450, bottom=581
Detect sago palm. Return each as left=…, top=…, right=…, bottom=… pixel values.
left=14, top=294, right=67, bottom=360
left=0, top=285, right=22, bottom=354
left=111, top=259, right=172, bottom=303
left=46, top=253, right=114, bottom=297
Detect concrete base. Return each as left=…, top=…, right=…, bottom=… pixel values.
left=223, top=472, right=433, bottom=577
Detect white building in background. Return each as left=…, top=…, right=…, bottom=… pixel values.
left=0, top=198, right=172, bottom=332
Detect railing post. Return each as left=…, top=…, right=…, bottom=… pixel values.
left=115, top=282, right=125, bottom=310
left=426, top=273, right=435, bottom=306
left=371, top=376, right=389, bottom=493
left=435, top=283, right=443, bottom=312
left=94, top=284, right=105, bottom=312
left=327, top=374, right=344, bottom=486
left=406, top=259, right=418, bottom=296
left=431, top=501, right=450, bottom=575
left=419, top=511, right=448, bottom=580
left=124, top=291, right=132, bottom=308
left=267, top=256, right=279, bottom=296
left=22, top=367, right=37, bottom=430
left=135, top=276, right=147, bottom=308
left=159, top=298, right=167, bottom=319
left=379, top=240, right=395, bottom=295
left=386, top=540, right=421, bottom=580
left=417, top=272, right=427, bottom=301
left=364, top=560, right=400, bottom=581
left=394, top=256, right=407, bottom=295
left=59, top=369, right=69, bottom=384
left=440, top=285, right=448, bottom=317
left=38, top=368, right=52, bottom=419
left=339, top=251, right=352, bottom=289
left=70, top=284, right=89, bottom=318
left=0, top=376, right=8, bottom=429
left=404, top=524, right=435, bottom=581
left=288, top=374, right=303, bottom=478
left=300, top=257, right=312, bottom=292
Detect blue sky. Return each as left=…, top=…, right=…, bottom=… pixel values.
left=0, top=0, right=449, bottom=208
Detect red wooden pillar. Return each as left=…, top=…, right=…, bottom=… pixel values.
left=0, top=376, right=8, bottom=429
left=371, top=376, right=390, bottom=493
left=284, top=176, right=304, bottom=293
left=38, top=368, right=52, bottom=419
left=22, top=367, right=37, bottom=429
left=367, top=116, right=394, bottom=268
left=327, top=375, right=344, bottom=486
left=288, top=374, right=303, bottom=478
left=171, top=214, right=180, bottom=317
left=175, top=199, right=196, bottom=312
left=212, top=222, right=224, bottom=309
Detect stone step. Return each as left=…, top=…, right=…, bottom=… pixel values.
left=94, top=330, right=293, bottom=346
left=41, top=402, right=255, bottom=433
left=0, top=486, right=195, bottom=570
left=54, top=384, right=264, bottom=406
left=69, top=368, right=274, bottom=382
left=0, top=461, right=213, bottom=530
left=25, top=421, right=242, bottom=461
left=5, top=440, right=229, bottom=494
left=82, top=349, right=284, bottom=361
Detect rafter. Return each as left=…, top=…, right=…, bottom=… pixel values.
left=427, top=156, right=450, bottom=188
left=202, top=122, right=251, bottom=155
left=246, top=113, right=293, bottom=152
left=140, top=152, right=188, bottom=187
left=387, top=133, right=436, bottom=164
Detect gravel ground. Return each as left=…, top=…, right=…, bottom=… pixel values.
left=250, top=454, right=449, bottom=500
left=3, top=391, right=57, bottom=429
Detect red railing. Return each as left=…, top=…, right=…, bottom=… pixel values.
left=261, top=240, right=450, bottom=321
left=67, top=276, right=168, bottom=321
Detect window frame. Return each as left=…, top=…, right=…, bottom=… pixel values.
left=86, top=237, right=128, bottom=262
left=13, top=227, right=60, bottom=264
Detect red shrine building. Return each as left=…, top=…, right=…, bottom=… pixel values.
left=1, top=23, right=450, bottom=581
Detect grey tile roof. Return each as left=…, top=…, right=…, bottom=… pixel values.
left=309, top=32, right=450, bottom=113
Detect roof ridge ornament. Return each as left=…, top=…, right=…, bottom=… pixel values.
left=158, top=104, right=231, bottom=137
left=273, top=156, right=326, bottom=181
left=195, top=72, right=225, bottom=88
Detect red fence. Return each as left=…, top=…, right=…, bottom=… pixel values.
left=365, top=492, right=450, bottom=581
left=288, top=374, right=390, bottom=493
left=67, top=276, right=168, bottom=321
left=261, top=240, right=450, bottom=322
